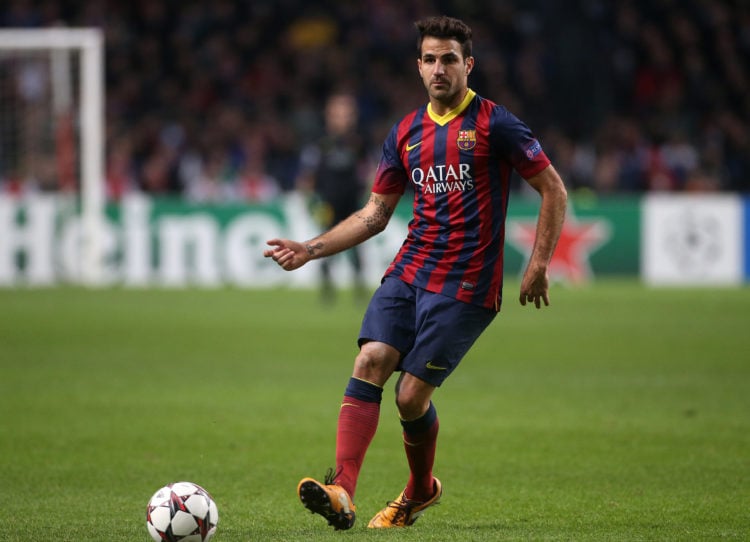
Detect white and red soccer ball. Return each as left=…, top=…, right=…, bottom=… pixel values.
left=146, top=481, right=219, bottom=542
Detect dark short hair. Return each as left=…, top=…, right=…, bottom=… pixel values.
left=415, top=16, right=473, bottom=59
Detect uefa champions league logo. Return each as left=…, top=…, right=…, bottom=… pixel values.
left=662, top=207, right=722, bottom=277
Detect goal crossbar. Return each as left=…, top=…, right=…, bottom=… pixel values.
left=0, top=28, right=101, bottom=50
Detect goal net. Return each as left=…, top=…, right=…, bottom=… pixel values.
left=0, top=28, right=104, bottom=285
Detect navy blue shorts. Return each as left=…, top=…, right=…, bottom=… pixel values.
left=358, top=277, right=497, bottom=387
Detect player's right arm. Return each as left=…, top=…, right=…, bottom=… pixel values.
left=264, top=191, right=401, bottom=271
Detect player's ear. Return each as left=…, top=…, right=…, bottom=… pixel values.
left=465, top=56, right=474, bottom=75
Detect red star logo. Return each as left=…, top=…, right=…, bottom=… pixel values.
left=507, top=211, right=611, bottom=284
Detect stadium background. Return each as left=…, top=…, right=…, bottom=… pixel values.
left=1, top=0, right=749, bottom=286
left=1, top=4, right=749, bottom=541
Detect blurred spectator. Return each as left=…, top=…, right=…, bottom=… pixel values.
left=296, top=91, right=370, bottom=303
left=1, top=0, right=749, bottom=198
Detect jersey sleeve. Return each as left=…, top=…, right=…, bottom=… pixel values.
left=489, top=106, right=551, bottom=179
left=372, top=123, right=409, bottom=195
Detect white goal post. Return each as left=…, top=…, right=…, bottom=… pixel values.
left=0, top=28, right=104, bottom=285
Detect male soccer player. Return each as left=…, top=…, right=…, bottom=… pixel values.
left=264, top=15, right=567, bottom=530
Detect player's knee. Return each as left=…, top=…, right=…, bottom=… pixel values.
left=352, top=342, right=398, bottom=385
left=353, top=349, right=377, bottom=374
left=395, top=391, right=429, bottom=420
left=394, top=377, right=433, bottom=421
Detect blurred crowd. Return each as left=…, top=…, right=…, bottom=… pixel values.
left=1, top=0, right=749, bottom=201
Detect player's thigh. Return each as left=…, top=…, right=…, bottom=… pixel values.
left=401, top=292, right=496, bottom=386
left=358, top=277, right=417, bottom=353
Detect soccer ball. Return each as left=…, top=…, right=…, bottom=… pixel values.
left=146, top=481, right=219, bottom=542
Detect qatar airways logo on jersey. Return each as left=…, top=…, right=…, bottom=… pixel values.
left=410, top=163, right=475, bottom=194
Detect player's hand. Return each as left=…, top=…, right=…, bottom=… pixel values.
left=519, top=265, right=550, bottom=309
left=264, top=239, right=310, bottom=271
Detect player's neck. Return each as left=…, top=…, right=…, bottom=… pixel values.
left=429, top=88, right=469, bottom=116
left=427, top=88, right=474, bottom=125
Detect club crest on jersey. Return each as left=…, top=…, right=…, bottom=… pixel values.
left=456, top=130, right=477, bottom=151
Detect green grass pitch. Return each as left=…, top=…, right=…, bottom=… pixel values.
left=1, top=281, right=749, bottom=541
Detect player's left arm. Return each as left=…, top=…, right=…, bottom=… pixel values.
left=519, top=164, right=568, bottom=308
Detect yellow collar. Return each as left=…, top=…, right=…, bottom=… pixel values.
left=427, top=89, right=476, bottom=126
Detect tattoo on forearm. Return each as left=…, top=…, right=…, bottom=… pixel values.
left=305, top=242, right=324, bottom=257
left=357, top=196, right=393, bottom=234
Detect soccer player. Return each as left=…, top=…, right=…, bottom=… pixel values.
left=264, top=15, right=567, bottom=530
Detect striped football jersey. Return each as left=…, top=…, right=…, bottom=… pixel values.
left=372, top=89, right=550, bottom=310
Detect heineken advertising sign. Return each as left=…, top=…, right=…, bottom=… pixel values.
left=0, top=193, right=746, bottom=287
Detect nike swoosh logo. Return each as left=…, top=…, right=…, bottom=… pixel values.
left=406, top=141, right=422, bottom=152
left=425, top=361, right=448, bottom=371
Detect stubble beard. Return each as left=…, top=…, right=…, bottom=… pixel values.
left=427, top=81, right=463, bottom=110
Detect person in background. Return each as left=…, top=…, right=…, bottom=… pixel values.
left=296, top=92, right=369, bottom=303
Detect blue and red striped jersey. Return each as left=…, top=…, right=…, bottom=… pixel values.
left=372, top=89, right=550, bottom=310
